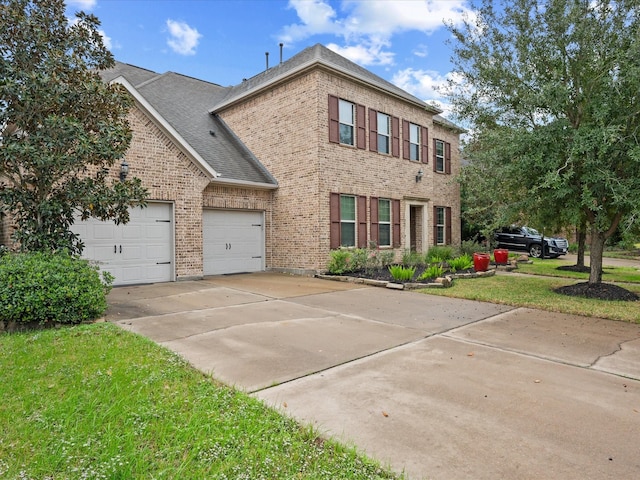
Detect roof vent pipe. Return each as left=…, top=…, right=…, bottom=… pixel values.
left=279, top=43, right=283, bottom=64
left=265, top=51, right=269, bottom=70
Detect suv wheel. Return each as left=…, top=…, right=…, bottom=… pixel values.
left=529, top=244, right=543, bottom=258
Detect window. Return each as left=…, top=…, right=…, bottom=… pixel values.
left=377, top=112, right=391, bottom=154
left=435, top=140, right=445, bottom=173
left=339, top=99, right=355, bottom=146
left=433, top=206, right=452, bottom=245
left=378, top=199, right=391, bottom=247
left=435, top=206, right=445, bottom=245
left=409, top=123, right=420, bottom=161
left=340, top=195, right=356, bottom=247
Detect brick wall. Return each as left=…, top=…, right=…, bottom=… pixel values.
left=219, top=68, right=461, bottom=271
left=122, top=106, right=211, bottom=279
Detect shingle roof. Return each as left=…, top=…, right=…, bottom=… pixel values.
left=100, top=62, right=277, bottom=187
left=211, top=43, right=443, bottom=114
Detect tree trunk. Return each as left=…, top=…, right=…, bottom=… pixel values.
left=576, top=223, right=587, bottom=268
left=588, top=227, right=606, bottom=284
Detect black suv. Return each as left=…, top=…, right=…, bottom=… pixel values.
left=495, top=226, right=569, bottom=258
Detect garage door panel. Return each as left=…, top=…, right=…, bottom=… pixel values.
left=203, top=210, right=264, bottom=276
left=71, top=203, right=173, bottom=285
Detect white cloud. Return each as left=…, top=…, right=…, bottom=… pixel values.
left=279, top=0, right=471, bottom=66
left=392, top=67, right=462, bottom=118
left=66, top=0, right=97, bottom=10
left=99, top=29, right=112, bottom=50
left=166, top=19, right=202, bottom=56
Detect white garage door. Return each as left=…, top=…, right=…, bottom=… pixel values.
left=203, top=210, right=264, bottom=275
left=71, top=203, right=173, bottom=286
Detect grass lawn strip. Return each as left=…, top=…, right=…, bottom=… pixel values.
left=0, top=323, right=401, bottom=479
left=421, top=273, right=640, bottom=323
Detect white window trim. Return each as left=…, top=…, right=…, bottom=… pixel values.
left=377, top=112, right=391, bottom=154
left=340, top=194, right=356, bottom=247
left=339, top=99, right=355, bottom=146
left=436, top=206, right=446, bottom=245
left=409, top=123, right=420, bottom=162
left=435, top=139, right=445, bottom=173
left=378, top=198, right=391, bottom=247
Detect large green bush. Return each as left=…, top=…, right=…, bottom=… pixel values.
left=0, top=252, right=113, bottom=325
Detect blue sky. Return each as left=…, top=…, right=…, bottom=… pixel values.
left=65, top=0, right=475, bottom=117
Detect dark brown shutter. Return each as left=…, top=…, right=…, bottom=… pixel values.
left=356, top=104, right=366, bottom=149
left=402, top=120, right=410, bottom=160
left=445, top=142, right=451, bottom=174
left=328, top=95, right=339, bottom=144
left=446, top=207, right=452, bottom=245
left=392, top=116, right=400, bottom=157
left=421, top=126, right=429, bottom=164
left=433, top=138, right=438, bottom=171
left=392, top=199, right=401, bottom=248
left=370, top=197, right=379, bottom=246
left=433, top=205, right=438, bottom=246
left=330, top=193, right=340, bottom=249
left=369, top=108, right=378, bottom=152
left=358, top=195, right=367, bottom=248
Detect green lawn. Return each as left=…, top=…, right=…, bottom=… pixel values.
left=422, top=259, right=640, bottom=323
left=0, top=323, right=401, bottom=480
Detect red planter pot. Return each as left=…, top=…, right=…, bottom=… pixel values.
left=473, top=252, right=490, bottom=272
left=493, top=248, right=509, bottom=265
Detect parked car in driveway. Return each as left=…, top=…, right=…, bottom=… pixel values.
left=495, top=226, right=569, bottom=258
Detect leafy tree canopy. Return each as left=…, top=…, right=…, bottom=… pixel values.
left=447, top=0, right=640, bottom=283
left=0, top=0, right=148, bottom=254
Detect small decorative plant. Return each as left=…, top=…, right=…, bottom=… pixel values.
left=388, top=264, right=416, bottom=282
left=417, top=264, right=445, bottom=281
left=448, top=254, right=473, bottom=273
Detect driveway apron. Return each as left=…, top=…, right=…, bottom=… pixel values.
left=109, top=272, right=640, bottom=480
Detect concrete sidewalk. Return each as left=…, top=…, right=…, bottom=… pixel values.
left=108, top=272, right=640, bottom=480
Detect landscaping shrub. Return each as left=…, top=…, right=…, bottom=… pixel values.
left=425, top=246, right=454, bottom=263
left=402, top=249, right=424, bottom=267
left=448, top=254, right=473, bottom=272
left=0, top=252, right=113, bottom=325
left=388, top=265, right=416, bottom=282
left=459, top=239, right=486, bottom=257
left=417, top=264, right=445, bottom=281
left=327, top=249, right=352, bottom=274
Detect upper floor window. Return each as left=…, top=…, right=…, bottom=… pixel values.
left=339, top=99, right=355, bottom=146
left=377, top=112, right=391, bottom=154
left=409, top=123, right=420, bottom=161
left=378, top=198, right=391, bottom=247
left=433, top=138, right=452, bottom=174
left=435, top=140, right=445, bottom=173
left=329, top=95, right=365, bottom=149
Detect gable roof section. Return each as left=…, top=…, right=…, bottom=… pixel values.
left=210, top=43, right=443, bottom=115
left=101, top=62, right=277, bottom=188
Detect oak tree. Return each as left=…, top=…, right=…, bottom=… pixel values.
left=447, top=0, right=640, bottom=284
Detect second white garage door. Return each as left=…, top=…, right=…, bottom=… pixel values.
left=203, top=210, right=265, bottom=276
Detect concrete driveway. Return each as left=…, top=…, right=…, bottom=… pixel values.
left=108, top=272, right=640, bottom=480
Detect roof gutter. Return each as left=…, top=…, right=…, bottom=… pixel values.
left=210, top=176, right=278, bottom=190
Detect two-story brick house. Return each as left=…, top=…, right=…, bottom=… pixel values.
left=60, top=44, right=463, bottom=285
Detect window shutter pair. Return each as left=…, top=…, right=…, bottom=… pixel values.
left=328, top=95, right=365, bottom=148
left=329, top=193, right=367, bottom=249
left=369, top=108, right=399, bottom=157
left=432, top=139, right=452, bottom=173
left=371, top=198, right=400, bottom=247
left=401, top=121, right=429, bottom=163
